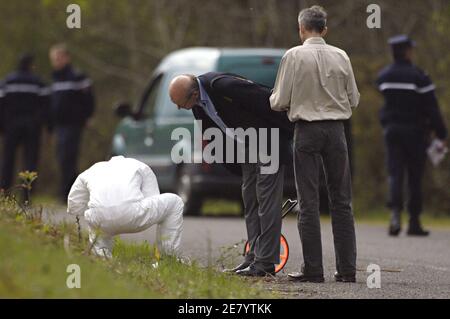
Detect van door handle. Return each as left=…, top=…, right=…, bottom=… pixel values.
left=145, top=125, right=154, bottom=146
left=145, top=126, right=154, bottom=135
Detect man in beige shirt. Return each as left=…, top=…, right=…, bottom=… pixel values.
left=270, top=20, right=360, bottom=120
left=270, top=5, right=359, bottom=283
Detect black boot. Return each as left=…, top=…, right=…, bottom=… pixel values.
left=388, top=210, right=401, bottom=236
left=407, top=217, right=429, bottom=236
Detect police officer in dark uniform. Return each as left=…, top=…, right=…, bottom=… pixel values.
left=0, top=54, right=51, bottom=195
left=49, top=44, right=95, bottom=201
left=376, top=35, right=448, bottom=236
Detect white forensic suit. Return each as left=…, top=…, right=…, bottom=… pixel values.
left=67, top=156, right=184, bottom=258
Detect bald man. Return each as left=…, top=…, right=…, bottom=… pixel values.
left=169, top=73, right=293, bottom=277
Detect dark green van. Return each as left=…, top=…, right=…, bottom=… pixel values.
left=112, top=47, right=295, bottom=215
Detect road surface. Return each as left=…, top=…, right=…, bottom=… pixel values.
left=47, top=209, right=450, bottom=299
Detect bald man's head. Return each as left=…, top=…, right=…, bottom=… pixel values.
left=169, top=74, right=199, bottom=110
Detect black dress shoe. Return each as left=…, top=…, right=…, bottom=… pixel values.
left=287, top=272, right=324, bottom=283
left=223, top=261, right=252, bottom=273
left=334, top=272, right=356, bottom=283
left=236, top=264, right=275, bottom=277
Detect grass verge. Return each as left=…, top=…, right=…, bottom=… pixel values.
left=0, top=195, right=273, bottom=298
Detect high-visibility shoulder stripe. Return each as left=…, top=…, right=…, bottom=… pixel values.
left=379, top=82, right=435, bottom=94
left=2, top=83, right=41, bottom=94
left=417, top=84, right=436, bottom=94
left=379, top=82, right=417, bottom=91
left=52, top=78, right=92, bottom=92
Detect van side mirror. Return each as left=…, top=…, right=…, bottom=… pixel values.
left=114, top=102, right=132, bottom=118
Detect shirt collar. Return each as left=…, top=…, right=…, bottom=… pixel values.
left=303, top=37, right=326, bottom=46
left=197, top=78, right=209, bottom=104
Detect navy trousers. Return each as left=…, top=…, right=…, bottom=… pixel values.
left=55, top=125, right=83, bottom=200
left=384, top=125, right=427, bottom=217
left=1, top=121, right=41, bottom=191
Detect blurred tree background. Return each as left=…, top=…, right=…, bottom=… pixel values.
left=0, top=0, right=448, bottom=214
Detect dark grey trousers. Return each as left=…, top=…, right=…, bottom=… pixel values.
left=242, top=162, right=284, bottom=266
left=293, top=120, right=357, bottom=277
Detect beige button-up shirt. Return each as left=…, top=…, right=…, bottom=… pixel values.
left=270, top=37, right=360, bottom=122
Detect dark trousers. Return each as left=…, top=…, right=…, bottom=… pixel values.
left=384, top=125, right=427, bottom=218
left=319, top=119, right=354, bottom=215
left=293, top=120, right=356, bottom=277
left=1, top=123, right=41, bottom=191
left=242, top=162, right=284, bottom=266
left=55, top=125, right=83, bottom=200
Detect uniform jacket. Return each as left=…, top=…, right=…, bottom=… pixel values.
left=51, top=64, right=95, bottom=127
left=376, top=60, right=447, bottom=140
left=0, top=70, right=51, bottom=132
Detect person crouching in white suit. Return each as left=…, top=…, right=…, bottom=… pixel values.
left=67, top=156, right=184, bottom=259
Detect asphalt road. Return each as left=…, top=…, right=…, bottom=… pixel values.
left=48, top=210, right=450, bottom=299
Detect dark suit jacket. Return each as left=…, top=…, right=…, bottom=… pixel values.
left=192, top=72, right=294, bottom=176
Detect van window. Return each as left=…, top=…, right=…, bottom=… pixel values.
left=140, top=74, right=164, bottom=118
left=217, top=56, right=282, bottom=88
